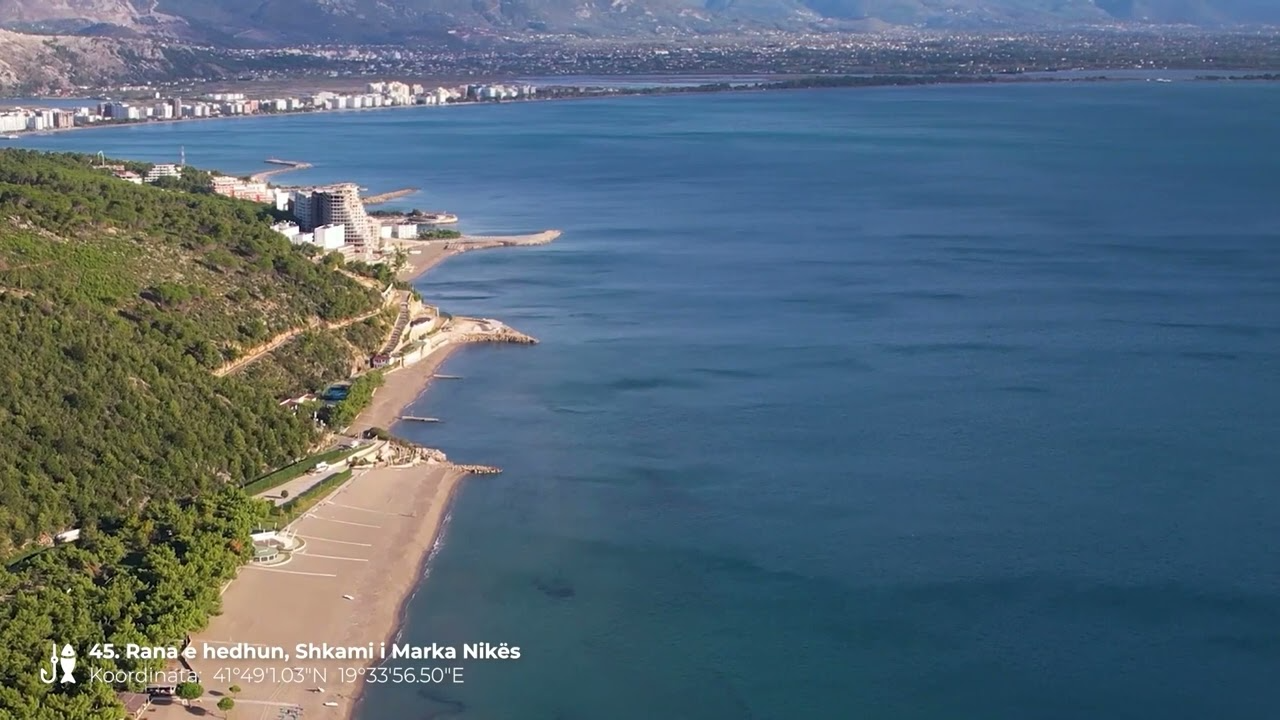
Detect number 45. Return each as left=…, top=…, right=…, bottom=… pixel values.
left=88, top=644, right=117, bottom=660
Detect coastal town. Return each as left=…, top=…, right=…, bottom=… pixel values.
left=0, top=81, right=538, bottom=135
left=102, top=151, right=459, bottom=263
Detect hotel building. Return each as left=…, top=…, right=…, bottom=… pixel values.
left=289, top=183, right=379, bottom=249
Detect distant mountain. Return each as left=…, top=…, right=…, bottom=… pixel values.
left=0, top=28, right=180, bottom=94
left=0, top=0, right=1277, bottom=44
left=799, top=0, right=1280, bottom=27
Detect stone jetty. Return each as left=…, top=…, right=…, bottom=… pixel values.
left=454, top=464, right=502, bottom=475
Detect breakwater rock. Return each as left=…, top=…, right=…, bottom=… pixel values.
left=460, top=327, right=538, bottom=345
left=454, top=464, right=502, bottom=475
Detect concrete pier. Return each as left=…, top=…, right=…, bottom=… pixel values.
left=363, top=187, right=419, bottom=206
left=251, top=158, right=313, bottom=182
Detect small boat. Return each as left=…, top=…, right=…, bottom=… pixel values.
left=1154, top=78, right=1173, bottom=83
left=1, top=135, right=19, bottom=140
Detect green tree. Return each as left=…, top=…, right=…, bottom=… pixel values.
left=176, top=681, right=204, bottom=705
left=217, top=696, right=235, bottom=716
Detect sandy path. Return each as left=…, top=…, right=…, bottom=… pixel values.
left=212, top=303, right=391, bottom=377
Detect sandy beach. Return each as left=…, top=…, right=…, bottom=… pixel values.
left=145, top=230, right=555, bottom=720
left=351, top=342, right=464, bottom=436
left=152, top=462, right=465, bottom=720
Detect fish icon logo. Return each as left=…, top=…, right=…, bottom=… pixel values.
left=39, top=643, right=76, bottom=684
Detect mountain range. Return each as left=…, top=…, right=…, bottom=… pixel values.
left=0, top=0, right=1277, bottom=44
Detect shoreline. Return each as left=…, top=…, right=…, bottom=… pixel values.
left=346, top=449, right=465, bottom=720
left=389, top=229, right=562, bottom=282
left=153, top=228, right=554, bottom=720
left=337, top=237, right=550, bottom=720
left=335, top=247, right=508, bottom=719
left=9, top=73, right=1279, bottom=152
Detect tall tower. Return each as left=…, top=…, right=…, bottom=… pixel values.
left=315, top=183, right=378, bottom=248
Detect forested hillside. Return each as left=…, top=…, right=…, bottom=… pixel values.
left=0, top=490, right=270, bottom=718
left=0, top=149, right=390, bottom=718
left=0, top=149, right=382, bottom=554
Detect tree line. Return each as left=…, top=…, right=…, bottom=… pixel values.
left=0, top=489, right=270, bottom=718
left=0, top=149, right=382, bottom=367
left=0, top=149, right=393, bottom=556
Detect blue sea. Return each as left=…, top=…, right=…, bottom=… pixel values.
left=21, top=82, right=1280, bottom=719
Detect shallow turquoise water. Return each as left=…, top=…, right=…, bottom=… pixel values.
left=23, top=82, right=1280, bottom=719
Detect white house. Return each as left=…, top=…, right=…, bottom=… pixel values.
left=272, top=221, right=300, bottom=240
left=315, top=223, right=346, bottom=250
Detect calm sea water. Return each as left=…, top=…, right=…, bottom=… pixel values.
left=22, top=82, right=1280, bottom=719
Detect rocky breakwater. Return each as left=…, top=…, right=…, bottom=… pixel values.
left=453, top=317, right=538, bottom=346
left=431, top=229, right=563, bottom=259
left=453, top=464, right=503, bottom=475
left=384, top=438, right=501, bottom=475
left=455, top=229, right=561, bottom=249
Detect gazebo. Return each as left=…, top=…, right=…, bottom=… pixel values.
left=251, top=543, right=281, bottom=563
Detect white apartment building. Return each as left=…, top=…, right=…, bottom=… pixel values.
left=291, top=191, right=315, bottom=227
left=314, top=223, right=347, bottom=250
left=315, top=183, right=378, bottom=247
left=145, top=164, right=182, bottom=182
left=0, top=112, right=26, bottom=133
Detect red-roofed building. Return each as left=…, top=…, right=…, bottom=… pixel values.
left=117, top=691, right=150, bottom=718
